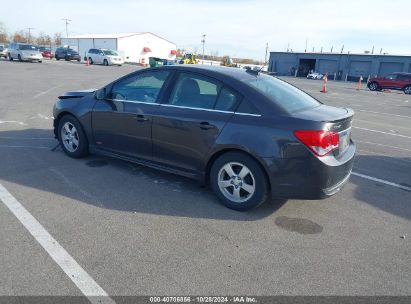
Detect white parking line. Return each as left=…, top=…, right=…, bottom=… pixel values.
left=352, top=172, right=411, bottom=192
left=355, top=140, right=411, bottom=152
left=356, top=109, right=411, bottom=119
left=0, top=145, right=50, bottom=149
left=33, top=86, right=60, bottom=99
left=353, top=127, right=411, bottom=139
left=0, top=184, right=115, bottom=304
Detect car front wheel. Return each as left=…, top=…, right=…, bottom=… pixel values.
left=404, top=85, right=411, bottom=95
left=210, top=152, right=269, bottom=211
left=58, top=115, right=89, bottom=158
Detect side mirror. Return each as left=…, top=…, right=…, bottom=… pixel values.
left=94, top=88, right=107, bottom=100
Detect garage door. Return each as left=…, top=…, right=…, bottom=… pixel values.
left=318, top=59, right=338, bottom=74
left=349, top=61, right=371, bottom=77
left=378, top=62, right=404, bottom=77
left=276, top=61, right=297, bottom=76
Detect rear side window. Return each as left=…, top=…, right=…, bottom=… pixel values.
left=243, top=74, right=321, bottom=113
left=214, top=88, right=239, bottom=111
left=169, top=73, right=221, bottom=110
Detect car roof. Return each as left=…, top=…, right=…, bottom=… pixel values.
left=156, top=65, right=262, bottom=82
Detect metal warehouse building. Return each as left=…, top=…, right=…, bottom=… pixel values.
left=61, top=32, right=177, bottom=64
left=268, top=52, right=411, bottom=81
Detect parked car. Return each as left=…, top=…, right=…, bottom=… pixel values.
left=307, top=72, right=323, bottom=80
left=7, top=43, right=42, bottom=62
left=86, top=48, right=123, bottom=66
left=53, top=66, right=355, bottom=211
left=0, top=44, right=8, bottom=59
left=38, top=46, right=53, bottom=59
left=55, top=47, right=80, bottom=61
left=367, top=72, right=411, bottom=94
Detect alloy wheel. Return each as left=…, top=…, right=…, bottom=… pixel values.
left=217, top=162, right=256, bottom=203
left=61, top=122, right=79, bottom=152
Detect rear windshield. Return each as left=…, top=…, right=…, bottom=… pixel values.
left=244, top=74, right=321, bottom=113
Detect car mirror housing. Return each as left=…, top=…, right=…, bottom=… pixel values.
left=94, top=88, right=106, bottom=100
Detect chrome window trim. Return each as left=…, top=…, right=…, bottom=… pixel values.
left=105, top=99, right=261, bottom=117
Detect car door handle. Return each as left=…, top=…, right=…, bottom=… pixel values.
left=135, top=114, right=148, bottom=122
left=199, top=121, right=215, bottom=130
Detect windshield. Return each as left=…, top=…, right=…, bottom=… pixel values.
left=103, top=50, right=118, bottom=56
left=67, top=49, right=78, bottom=54
left=20, top=44, right=38, bottom=51
left=244, top=74, right=321, bottom=113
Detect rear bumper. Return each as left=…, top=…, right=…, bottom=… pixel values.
left=264, top=142, right=355, bottom=200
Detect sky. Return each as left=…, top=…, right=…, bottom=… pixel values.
left=1, top=0, right=410, bottom=59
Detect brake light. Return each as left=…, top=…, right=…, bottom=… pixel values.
left=294, top=130, right=339, bottom=157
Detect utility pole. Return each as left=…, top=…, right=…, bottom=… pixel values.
left=264, top=42, right=268, bottom=63
left=62, top=18, right=71, bottom=38
left=26, top=27, right=34, bottom=43
left=305, top=39, right=308, bottom=52
left=201, top=34, right=206, bottom=64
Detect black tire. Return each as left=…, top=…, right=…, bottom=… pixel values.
left=38, top=60, right=42, bottom=63
left=65, top=56, right=69, bottom=61
left=368, top=82, right=379, bottom=91
left=403, top=85, right=411, bottom=95
left=210, top=151, right=269, bottom=211
left=58, top=115, right=89, bottom=158
left=103, top=59, right=108, bottom=66
left=88, top=57, right=93, bottom=64
left=17, top=54, right=22, bottom=62
left=55, top=55, right=60, bottom=60
left=8, top=54, right=13, bottom=61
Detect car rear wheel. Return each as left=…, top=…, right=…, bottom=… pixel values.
left=8, top=54, right=13, bottom=61
left=210, top=152, right=269, bottom=211
left=368, top=82, right=379, bottom=91
left=17, top=54, right=22, bottom=62
left=103, top=59, right=108, bottom=66
left=58, top=115, right=89, bottom=158
left=55, top=55, right=60, bottom=60
left=404, top=85, right=411, bottom=95
left=88, top=57, right=93, bottom=64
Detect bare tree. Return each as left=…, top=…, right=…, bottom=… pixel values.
left=0, top=22, right=9, bottom=43
left=12, top=31, right=26, bottom=43
left=36, top=32, right=52, bottom=46
left=54, top=33, right=62, bottom=46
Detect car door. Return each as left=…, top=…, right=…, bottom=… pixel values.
left=92, top=70, right=171, bottom=160
left=152, top=71, right=240, bottom=175
left=380, top=74, right=398, bottom=89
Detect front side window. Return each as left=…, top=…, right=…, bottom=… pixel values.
left=386, top=74, right=397, bottom=80
left=243, top=74, right=321, bottom=113
left=110, top=71, right=170, bottom=103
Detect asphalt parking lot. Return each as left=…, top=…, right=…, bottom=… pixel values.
left=0, top=59, right=410, bottom=300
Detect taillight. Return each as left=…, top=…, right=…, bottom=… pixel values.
left=294, top=130, right=339, bottom=157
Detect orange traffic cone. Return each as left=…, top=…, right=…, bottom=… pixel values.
left=86, top=57, right=90, bottom=66
left=320, top=74, right=328, bottom=93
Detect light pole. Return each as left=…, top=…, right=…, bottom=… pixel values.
left=26, top=27, right=34, bottom=43
left=201, top=34, right=206, bottom=64
left=62, top=18, right=71, bottom=38
left=264, top=42, right=268, bottom=64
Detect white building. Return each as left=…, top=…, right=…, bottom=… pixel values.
left=61, top=32, right=177, bottom=64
